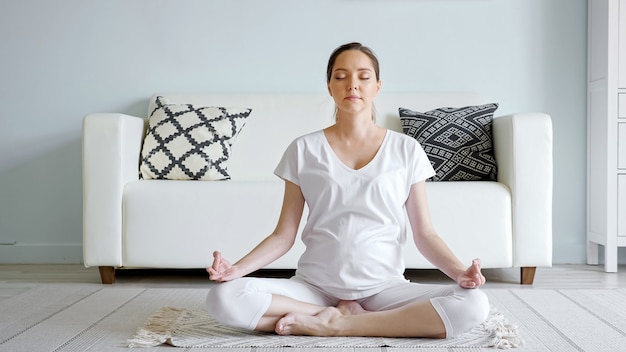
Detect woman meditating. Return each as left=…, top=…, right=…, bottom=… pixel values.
left=206, top=42, right=489, bottom=339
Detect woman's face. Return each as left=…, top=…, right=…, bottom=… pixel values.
left=327, top=50, right=381, bottom=117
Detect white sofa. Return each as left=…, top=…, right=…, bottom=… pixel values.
left=82, top=92, right=553, bottom=284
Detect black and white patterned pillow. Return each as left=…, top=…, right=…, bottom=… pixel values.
left=399, top=103, right=498, bottom=181
left=139, top=96, right=252, bottom=181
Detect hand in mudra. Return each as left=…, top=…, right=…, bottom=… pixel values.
left=457, top=259, right=486, bottom=289
left=207, top=251, right=239, bottom=282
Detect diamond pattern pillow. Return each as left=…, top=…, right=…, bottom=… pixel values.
left=139, top=96, right=252, bottom=181
left=399, top=103, right=498, bottom=181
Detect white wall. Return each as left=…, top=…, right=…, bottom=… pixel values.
left=1, top=0, right=603, bottom=265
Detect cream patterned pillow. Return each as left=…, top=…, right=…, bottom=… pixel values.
left=139, top=96, right=252, bottom=181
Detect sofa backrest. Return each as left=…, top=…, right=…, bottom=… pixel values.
left=149, top=92, right=484, bottom=181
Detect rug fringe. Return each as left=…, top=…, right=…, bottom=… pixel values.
left=481, top=307, right=525, bottom=349
left=127, top=306, right=182, bottom=348
left=128, top=305, right=524, bottom=349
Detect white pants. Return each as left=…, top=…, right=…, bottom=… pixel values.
left=206, top=277, right=489, bottom=338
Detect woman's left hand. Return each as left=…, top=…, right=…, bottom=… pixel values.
left=456, top=258, right=486, bottom=289
left=207, top=251, right=240, bottom=282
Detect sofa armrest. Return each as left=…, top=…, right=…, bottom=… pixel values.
left=493, top=112, right=553, bottom=267
left=82, top=113, right=146, bottom=267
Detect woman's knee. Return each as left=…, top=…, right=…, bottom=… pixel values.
left=432, top=287, right=490, bottom=338
left=206, top=282, right=231, bottom=316
left=206, top=278, right=269, bottom=329
left=464, top=288, right=490, bottom=324
left=452, top=288, right=490, bottom=336
left=206, top=282, right=236, bottom=324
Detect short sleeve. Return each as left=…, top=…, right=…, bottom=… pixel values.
left=273, top=139, right=300, bottom=185
left=409, top=138, right=436, bottom=184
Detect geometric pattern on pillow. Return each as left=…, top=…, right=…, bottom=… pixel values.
left=399, top=103, right=498, bottom=181
left=139, top=96, right=252, bottom=181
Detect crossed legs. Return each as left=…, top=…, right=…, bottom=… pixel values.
left=255, top=293, right=329, bottom=332
left=276, top=299, right=447, bottom=338
left=206, top=277, right=336, bottom=331
left=206, top=277, right=488, bottom=338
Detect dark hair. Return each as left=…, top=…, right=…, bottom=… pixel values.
left=326, top=42, right=380, bottom=83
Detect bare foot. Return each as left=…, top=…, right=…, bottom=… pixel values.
left=337, top=300, right=368, bottom=315
left=275, top=306, right=342, bottom=336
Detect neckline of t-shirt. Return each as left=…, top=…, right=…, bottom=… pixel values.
left=319, top=129, right=389, bottom=173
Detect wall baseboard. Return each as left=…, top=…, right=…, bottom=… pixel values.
left=0, top=243, right=82, bottom=264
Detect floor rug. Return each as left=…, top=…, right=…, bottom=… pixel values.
left=127, top=306, right=523, bottom=349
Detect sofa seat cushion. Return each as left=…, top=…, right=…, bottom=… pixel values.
left=122, top=180, right=305, bottom=268
left=403, top=181, right=513, bottom=268
left=123, top=179, right=511, bottom=270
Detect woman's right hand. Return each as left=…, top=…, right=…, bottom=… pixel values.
left=206, top=251, right=240, bottom=282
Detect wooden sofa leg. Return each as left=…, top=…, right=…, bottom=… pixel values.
left=98, top=266, right=116, bottom=284
left=521, top=266, right=536, bottom=285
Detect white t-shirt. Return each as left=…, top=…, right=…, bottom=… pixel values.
left=273, top=129, right=436, bottom=299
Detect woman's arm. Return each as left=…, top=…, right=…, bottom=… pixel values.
left=208, top=180, right=305, bottom=282
left=405, top=181, right=485, bottom=288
